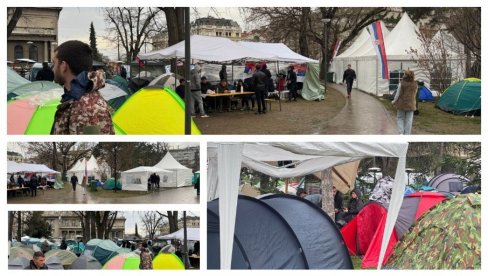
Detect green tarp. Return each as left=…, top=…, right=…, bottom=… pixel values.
left=103, top=178, right=122, bottom=190
left=53, top=174, right=64, bottom=189
left=436, top=78, right=481, bottom=115
left=301, top=62, right=325, bottom=101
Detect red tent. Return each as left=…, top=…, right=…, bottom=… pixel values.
left=361, top=191, right=447, bottom=268
left=340, top=202, right=387, bottom=256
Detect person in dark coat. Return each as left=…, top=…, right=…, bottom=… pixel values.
left=26, top=251, right=48, bottom=269
left=120, top=66, right=127, bottom=79
left=70, top=174, right=78, bottom=192
left=252, top=64, right=268, bottom=114
left=60, top=238, right=68, bottom=250
left=286, top=65, right=298, bottom=101
left=261, top=63, right=273, bottom=92
left=36, top=62, right=54, bottom=81
left=155, top=174, right=160, bottom=189
left=219, top=65, right=227, bottom=81
left=337, top=188, right=364, bottom=224
left=29, top=174, right=38, bottom=197
left=17, top=174, right=25, bottom=188
left=175, top=79, right=186, bottom=99
left=342, top=64, right=356, bottom=99
left=333, top=186, right=343, bottom=216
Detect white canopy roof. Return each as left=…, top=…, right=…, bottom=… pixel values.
left=154, top=152, right=190, bottom=170
left=99, top=83, right=127, bottom=101
left=208, top=142, right=408, bottom=269
left=237, top=41, right=319, bottom=63
left=336, top=21, right=390, bottom=59
left=158, top=228, right=200, bottom=241
left=7, top=161, right=59, bottom=174
left=68, top=155, right=99, bottom=173
left=139, top=35, right=275, bottom=62
left=122, top=166, right=171, bottom=174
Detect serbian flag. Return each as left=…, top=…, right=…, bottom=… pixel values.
left=135, top=56, right=145, bottom=68
left=330, top=40, right=342, bottom=63
left=368, top=21, right=389, bottom=80
left=84, top=158, right=88, bottom=181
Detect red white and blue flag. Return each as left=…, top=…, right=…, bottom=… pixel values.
left=368, top=21, right=389, bottom=80
left=330, top=40, right=342, bottom=64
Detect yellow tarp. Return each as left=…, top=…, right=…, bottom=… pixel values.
left=113, top=88, right=201, bottom=135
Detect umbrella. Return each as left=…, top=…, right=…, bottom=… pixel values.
left=152, top=253, right=185, bottom=270
left=7, top=89, right=62, bottom=134
left=70, top=255, right=102, bottom=270
left=45, top=249, right=77, bottom=266
left=46, top=255, right=64, bottom=269
left=8, top=257, right=30, bottom=270
left=102, top=253, right=140, bottom=270
left=9, top=247, right=34, bottom=260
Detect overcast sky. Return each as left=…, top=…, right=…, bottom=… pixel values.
left=122, top=211, right=200, bottom=236
left=58, top=7, right=246, bottom=60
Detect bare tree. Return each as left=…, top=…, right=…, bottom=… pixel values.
left=157, top=211, right=179, bottom=233
left=104, top=8, right=162, bottom=64
left=74, top=211, right=117, bottom=240
left=444, top=8, right=481, bottom=78
left=159, top=8, right=185, bottom=47
left=141, top=211, right=166, bottom=240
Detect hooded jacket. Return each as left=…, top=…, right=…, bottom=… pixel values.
left=347, top=188, right=364, bottom=215
left=51, top=70, right=114, bottom=135
left=394, top=79, right=418, bottom=111
left=26, top=260, right=48, bottom=270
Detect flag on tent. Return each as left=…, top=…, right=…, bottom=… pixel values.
left=368, top=21, right=389, bottom=80
left=135, top=56, right=145, bottom=68
left=330, top=40, right=342, bottom=63
left=85, top=158, right=88, bottom=182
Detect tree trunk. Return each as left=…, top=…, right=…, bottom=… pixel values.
left=90, top=212, right=97, bottom=240
left=8, top=211, right=14, bottom=241
left=298, top=8, right=310, bottom=57
left=320, top=169, right=335, bottom=220
left=52, top=142, right=57, bottom=171
left=7, top=8, right=23, bottom=38
left=465, top=48, right=472, bottom=77
left=17, top=212, right=22, bottom=241
left=168, top=211, right=179, bottom=233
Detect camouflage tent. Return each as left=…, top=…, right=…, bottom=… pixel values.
left=387, top=194, right=481, bottom=269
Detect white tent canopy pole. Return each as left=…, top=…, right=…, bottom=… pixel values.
left=208, top=142, right=408, bottom=269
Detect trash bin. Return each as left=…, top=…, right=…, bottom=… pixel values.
left=327, top=72, right=335, bottom=83
left=90, top=180, right=97, bottom=192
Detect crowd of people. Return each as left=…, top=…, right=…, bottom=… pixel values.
left=8, top=173, right=53, bottom=197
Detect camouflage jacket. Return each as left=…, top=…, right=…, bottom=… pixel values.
left=51, top=70, right=114, bottom=135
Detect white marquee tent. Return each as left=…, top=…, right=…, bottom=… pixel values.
left=332, top=13, right=431, bottom=96
left=207, top=142, right=408, bottom=269
left=121, top=166, right=173, bottom=191
left=7, top=161, right=59, bottom=174
left=237, top=41, right=319, bottom=63
left=67, top=155, right=101, bottom=181
left=158, top=228, right=200, bottom=241
left=154, top=152, right=193, bottom=187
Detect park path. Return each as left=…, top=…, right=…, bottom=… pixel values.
left=323, top=83, right=398, bottom=134
left=7, top=185, right=199, bottom=204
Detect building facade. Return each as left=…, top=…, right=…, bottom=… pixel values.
left=7, top=7, right=62, bottom=63
left=7, top=151, right=24, bottom=163
left=42, top=211, right=126, bottom=240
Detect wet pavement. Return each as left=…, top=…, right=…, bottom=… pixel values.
left=7, top=185, right=200, bottom=204
left=322, top=83, right=398, bottom=134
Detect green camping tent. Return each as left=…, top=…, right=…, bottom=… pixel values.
left=7, top=81, right=62, bottom=101
left=7, top=67, right=30, bottom=93
left=387, top=194, right=481, bottom=269
left=103, top=178, right=122, bottom=190
left=83, top=239, right=120, bottom=265
left=301, top=63, right=325, bottom=101
left=436, top=78, right=481, bottom=115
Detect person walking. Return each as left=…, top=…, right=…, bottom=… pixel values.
left=286, top=65, right=298, bottom=101
left=342, top=64, right=356, bottom=99
left=190, top=65, right=209, bottom=118
left=70, top=174, right=78, bottom=192
left=80, top=176, right=87, bottom=196
left=392, top=70, right=418, bottom=135
left=252, top=64, right=267, bottom=114
left=219, top=64, right=227, bottom=81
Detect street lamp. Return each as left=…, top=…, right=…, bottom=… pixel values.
left=321, top=18, right=331, bottom=96
left=405, top=168, right=415, bottom=186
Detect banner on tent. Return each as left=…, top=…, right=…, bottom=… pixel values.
left=368, top=21, right=389, bottom=80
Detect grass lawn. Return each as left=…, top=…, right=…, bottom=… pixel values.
left=381, top=100, right=481, bottom=134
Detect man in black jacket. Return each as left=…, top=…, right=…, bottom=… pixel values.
left=342, top=64, right=356, bottom=99
left=252, top=64, right=267, bottom=114
left=26, top=252, right=48, bottom=269
left=35, top=62, right=54, bottom=81
left=286, top=65, right=298, bottom=101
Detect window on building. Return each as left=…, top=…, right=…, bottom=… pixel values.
left=29, top=45, right=38, bottom=61
left=14, top=45, right=23, bottom=60
left=236, top=33, right=240, bottom=37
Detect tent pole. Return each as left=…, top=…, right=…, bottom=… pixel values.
left=184, top=7, right=191, bottom=135
left=231, top=63, right=234, bottom=84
